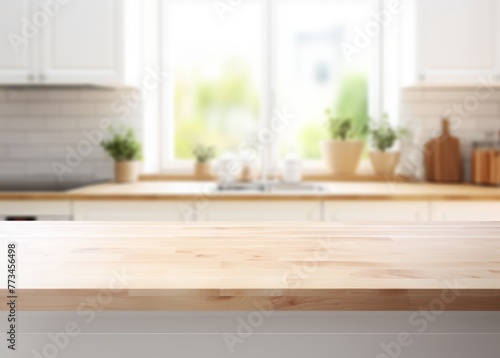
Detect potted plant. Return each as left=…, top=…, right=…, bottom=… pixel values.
left=193, top=144, right=215, bottom=179
left=101, top=127, right=143, bottom=183
left=368, top=114, right=406, bottom=175
left=321, top=110, right=366, bottom=174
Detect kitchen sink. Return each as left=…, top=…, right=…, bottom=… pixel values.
left=214, top=182, right=327, bottom=193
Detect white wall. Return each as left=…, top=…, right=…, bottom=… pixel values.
left=399, top=87, right=500, bottom=181
left=0, top=88, right=143, bottom=186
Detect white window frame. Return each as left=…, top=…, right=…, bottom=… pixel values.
left=151, top=0, right=399, bottom=174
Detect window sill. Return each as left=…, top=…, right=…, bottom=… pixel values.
left=141, top=160, right=413, bottom=183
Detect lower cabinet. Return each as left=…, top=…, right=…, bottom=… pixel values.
left=68, top=199, right=500, bottom=222
left=195, top=200, right=322, bottom=221
left=0, top=200, right=72, bottom=220
left=324, top=201, right=430, bottom=222
left=430, top=201, right=500, bottom=221
left=73, top=201, right=194, bottom=221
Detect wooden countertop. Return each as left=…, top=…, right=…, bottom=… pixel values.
left=1, top=222, right=499, bottom=311
left=1, top=181, right=500, bottom=201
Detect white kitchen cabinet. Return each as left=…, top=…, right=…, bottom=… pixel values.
left=0, top=0, right=141, bottom=85
left=196, top=201, right=322, bottom=221
left=0, top=0, right=35, bottom=84
left=0, top=200, right=72, bottom=219
left=416, top=0, right=500, bottom=83
left=73, top=201, right=194, bottom=221
left=430, top=201, right=500, bottom=221
left=324, top=201, right=430, bottom=222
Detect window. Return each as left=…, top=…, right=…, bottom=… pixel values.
left=160, top=0, right=392, bottom=171
left=275, top=0, right=377, bottom=159
left=163, top=0, right=264, bottom=163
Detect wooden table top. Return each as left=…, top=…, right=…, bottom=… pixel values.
left=1, top=222, right=500, bottom=311
left=2, top=181, right=500, bottom=201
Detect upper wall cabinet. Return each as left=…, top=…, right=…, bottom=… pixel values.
left=0, top=0, right=34, bottom=83
left=0, top=0, right=142, bottom=86
left=416, top=0, right=500, bottom=83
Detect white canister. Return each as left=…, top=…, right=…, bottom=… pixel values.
left=214, top=153, right=241, bottom=185
left=283, top=150, right=302, bottom=183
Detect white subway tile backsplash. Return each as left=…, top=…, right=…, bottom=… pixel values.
left=8, top=146, right=47, bottom=159
left=46, top=90, right=80, bottom=101
left=477, top=118, right=500, bottom=131
left=9, top=118, right=45, bottom=129
left=0, top=162, right=25, bottom=178
left=77, top=117, right=107, bottom=129
left=93, top=161, right=113, bottom=179
left=25, top=133, right=61, bottom=144
left=0, top=132, right=25, bottom=145
left=401, top=89, right=424, bottom=101
left=27, top=161, right=58, bottom=176
left=96, top=103, right=118, bottom=115
left=8, top=90, right=47, bottom=102
left=46, top=146, right=68, bottom=159
left=62, top=103, right=96, bottom=116
left=46, top=118, right=78, bottom=129
left=423, top=90, right=472, bottom=102
left=471, top=103, right=499, bottom=116
left=66, top=162, right=96, bottom=177
left=60, top=132, right=88, bottom=144
left=401, top=88, right=500, bottom=181
left=80, top=89, right=123, bottom=101
left=0, top=103, right=28, bottom=115
left=0, top=87, right=141, bottom=183
left=27, top=103, right=61, bottom=115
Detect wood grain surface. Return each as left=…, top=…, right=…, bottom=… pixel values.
left=2, top=181, right=500, bottom=201
left=1, top=222, right=499, bottom=311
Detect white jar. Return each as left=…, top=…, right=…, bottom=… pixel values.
left=283, top=150, right=302, bottom=183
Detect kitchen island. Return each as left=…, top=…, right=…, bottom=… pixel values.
left=1, top=222, right=499, bottom=357
left=1, top=221, right=500, bottom=310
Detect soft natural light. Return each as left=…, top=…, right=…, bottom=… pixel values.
left=165, top=1, right=263, bottom=160
left=275, top=0, right=376, bottom=159
left=162, top=0, right=382, bottom=167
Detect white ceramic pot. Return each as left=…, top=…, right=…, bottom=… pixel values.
left=369, top=151, right=400, bottom=175
left=215, top=153, right=241, bottom=185
left=321, top=140, right=364, bottom=174
left=115, top=161, right=141, bottom=183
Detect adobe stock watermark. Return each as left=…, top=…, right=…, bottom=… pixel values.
left=341, top=0, right=402, bottom=63
left=7, top=0, right=72, bottom=53
left=30, top=268, right=135, bottom=358
left=393, top=75, right=496, bottom=186
left=50, top=67, right=169, bottom=182
left=375, top=278, right=465, bottom=358
left=213, top=0, right=245, bottom=21
left=223, top=236, right=344, bottom=354
left=179, top=107, right=295, bottom=221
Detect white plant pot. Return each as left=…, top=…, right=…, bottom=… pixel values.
left=369, top=151, right=400, bottom=175
left=115, top=161, right=141, bottom=183
left=321, top=140, right=364, bottom=174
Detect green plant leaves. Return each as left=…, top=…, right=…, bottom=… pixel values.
left=192, top=144, right=216, bottom=163
left=101, top=127, right=142, bottom=162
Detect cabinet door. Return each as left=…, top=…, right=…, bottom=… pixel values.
left=73, top=201, right=194, bottom=221
left=0, top=0, right=36, bottom=84
left=0, top=201, right=71, bottom=217
left=431, top=201, right=500, bottom=221
left=324, top=201, right=429, bottom=222
left=196, top=201, right=322, bottom=221
left=417, top=0, right=500, bottom=83
left=39, top=0, right=124, bottom=84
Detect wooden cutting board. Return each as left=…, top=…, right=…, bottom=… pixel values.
left=424, top=119, right=462, bottom=183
